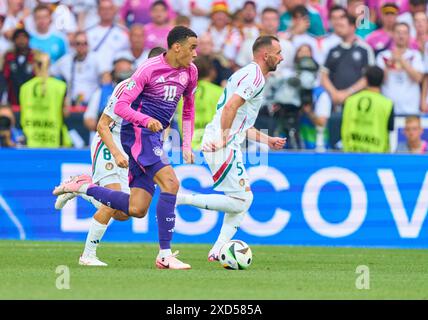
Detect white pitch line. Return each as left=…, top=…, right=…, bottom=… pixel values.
left=0, top=194, right=26, bottom=240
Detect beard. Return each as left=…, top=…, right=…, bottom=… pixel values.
left=243, top=17, right=254, bottom=24
left=268, top=64, right=277, bottom=72
left=267, top=57, right=278, bottom=72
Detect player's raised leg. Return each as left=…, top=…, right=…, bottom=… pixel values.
left=55, top=192, right=102, bottom=210
left=55, top=180, right=152, bottom=219
left=53, top=176, right=132, bottom=212
left=177, top=191, right=253, bottom=214
left=177, top=189, right=253, bottom=261
left=70, top=151, right=154, bottom=218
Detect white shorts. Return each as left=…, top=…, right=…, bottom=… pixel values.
left=203, top=146, right=250, bottom=193
left=90, top=135, right=130, bottom=193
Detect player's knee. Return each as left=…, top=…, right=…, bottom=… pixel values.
left=243, top=191, right=254, bottom=211
left=245, top=191, right=254, bottom=211
left=112, top=210, right=130, bottom=221
left=171, top=178, right=180, bottom=194
left=162, top=176, right=180, bottom=194
left=95, top=205, right=115, bottom=219
left=228, top=191, right=253, bottom=213
left=128, top=206, right=148, bottom=218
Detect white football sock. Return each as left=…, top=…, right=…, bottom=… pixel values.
left=176, top=193, right=193, bottom=206
left=78, top=183, right=90, bottom=193
left=177, top=192, right=253, bottom=214
left=80, top=194, right=102, bottom=209
left=83, top=218, right=108, bottom=258
left=211, top=211, right=246, bottom=254
left=158, top=249, right=172, bottom=258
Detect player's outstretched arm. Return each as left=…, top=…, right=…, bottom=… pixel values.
left=113, top=76, right=161, bottom=131
left=181, top=65, right=198, bottom=164
left=97, top=113, right=129, bottom=168
left=220, top=94, right=245, bottom=147
left=247, top=127, right=286, bottom=150
left=203, top=94, right=246, bottom=152
left=182, top=94, right=195, bottom=164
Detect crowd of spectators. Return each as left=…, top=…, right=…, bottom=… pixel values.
left=1, top=0, right=428, bottom=154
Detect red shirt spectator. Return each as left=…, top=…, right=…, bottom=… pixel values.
left=2, top=28, right=35, bottom=105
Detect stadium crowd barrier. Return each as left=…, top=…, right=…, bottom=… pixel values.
left=0, top=149, right=427, bottom=248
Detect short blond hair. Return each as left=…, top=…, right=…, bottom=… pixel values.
left=405, top=115, right=421, bottom=127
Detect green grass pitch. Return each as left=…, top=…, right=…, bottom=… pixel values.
left=0, top=240, right=427, bottom=300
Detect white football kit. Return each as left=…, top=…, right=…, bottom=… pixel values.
left=90, top=80, right=130, bottom=192
left=203, top=62, right=266, bottom=192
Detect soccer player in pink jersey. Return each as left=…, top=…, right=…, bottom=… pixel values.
left=54, top=26, right=198, bottom=270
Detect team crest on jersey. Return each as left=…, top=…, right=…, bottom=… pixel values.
left=353, top=51, right=362, bottom=61
left=126, top=80, right=136, bottom=90
left=332, top=50, right=341, bottom=59
left=105, top=162, right=114, bottom=170
left=179, top=72, right=188, bottom=85
left=153, top=146, right=163, bottom=157
left=239, top=179, right=246, bottom=187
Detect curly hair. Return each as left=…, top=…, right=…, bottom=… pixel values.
left=167, top=26, right=197, bottom=49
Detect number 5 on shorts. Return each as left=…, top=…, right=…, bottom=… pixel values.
left=237, top=162, right=243, bottom=176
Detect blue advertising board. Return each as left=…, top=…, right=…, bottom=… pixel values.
left=0, top=149, right=427, bottom=248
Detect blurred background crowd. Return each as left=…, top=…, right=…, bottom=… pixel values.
left=1, top=0, right=428, bottom=154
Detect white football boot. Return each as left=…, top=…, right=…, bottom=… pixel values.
left=54, top=193, right=77, bottom=210
left=79, top=255, right=108, bottom=266
left=155, top=251, right=191, bottom=270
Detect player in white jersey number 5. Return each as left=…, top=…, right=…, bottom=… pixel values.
left=176, top=36, right=286, bottom=261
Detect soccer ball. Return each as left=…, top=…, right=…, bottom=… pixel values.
left=219, top=240, right=252, bottom=270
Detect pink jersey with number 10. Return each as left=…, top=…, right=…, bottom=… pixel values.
left=114, top=53, right=198, bottom=151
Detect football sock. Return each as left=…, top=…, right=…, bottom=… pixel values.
left=157, top=192, right=177, bottom=250
left=80, top=194, right=102, bottom=209
left=77, top=182, right=90, bottom=193
left=158, top=249, right=173, bottom=258
left=83, top=218, right=108, bottom=257
left=87, top=185, right=130, bottom=214
left=176, top=192, right=252, bottom=214
left=212, top=211, right=246, bottom=254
